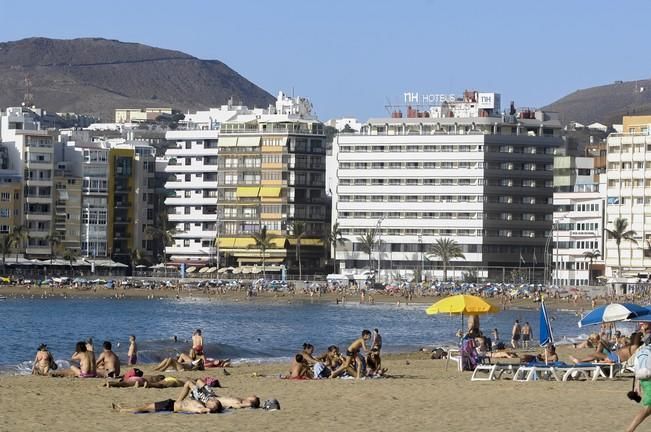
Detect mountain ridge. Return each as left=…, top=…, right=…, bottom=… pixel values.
left=0, top=37, right=274, bottom=120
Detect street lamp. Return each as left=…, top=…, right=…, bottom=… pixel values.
left=418, top=231, right=424, bottom=282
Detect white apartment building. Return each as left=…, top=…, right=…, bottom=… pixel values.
left=331, top=91, right=562, bottom=281
left=605, top=118, right=651, bottom=277
left=552, top=156, right=605, bottom=286
left=164, top=103, right=247, bottom=263
left=1, top=107, right=57, bottom=257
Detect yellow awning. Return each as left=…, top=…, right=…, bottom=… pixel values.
left=233, top=237, right=256, bottom=248
left=270, top=237, right=287, bottom=248
left=236, top=187, right=260, bottom=198
left=288, top=238, right=324, bottom=246
left=259, top=187, right=281, bottom=197
left=218, top=238, right=236, bottom=248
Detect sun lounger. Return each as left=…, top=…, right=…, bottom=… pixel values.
left=471, top=363, right=516, bottom=381
left=513, top=362, right=561, bottom=382
left=561, top=363, right=620, bottom=381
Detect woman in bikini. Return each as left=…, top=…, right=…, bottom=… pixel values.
left=571, top=332, right=642, bottom=364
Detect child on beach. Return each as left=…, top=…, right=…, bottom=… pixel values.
left=127, top=335, right=137, bottom=365
left=330, top=329, right=372, bottom=379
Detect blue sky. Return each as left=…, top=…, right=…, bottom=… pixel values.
left=1, top=0, right=649, bottom=120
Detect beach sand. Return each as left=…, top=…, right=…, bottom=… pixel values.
left=0, top=349, right=640, bottom=432
left=0, top=284, right=597, bottom=312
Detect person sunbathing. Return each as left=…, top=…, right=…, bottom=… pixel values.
left=112, top=382, right=221, bottom=414
left=570, top=332, right=642, bottom=364
left=153, top=356, right=204, bottom=372
left=574, top=333, right=600, bottom=349
left=301, top=343, right=319, bottom=365
left=287, top=354, right=313, bottom=379
left=32, top=344, right=55, bottom=376
left=204, top=358, right=231, bottom=368
left=52, top=341, right=97, bottom=378
left=520, top=344, right=559, bottom=364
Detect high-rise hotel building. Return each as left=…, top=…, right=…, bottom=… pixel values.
left=604, top=115, right=651, bottom=277
left=331, top=91, right=562, bottom=281
left=165, top=93, right=328, bottom=271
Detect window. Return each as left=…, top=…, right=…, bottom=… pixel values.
left=0, top=208, right=8, bottom=217
left=0, top=193, right=9, bottom=201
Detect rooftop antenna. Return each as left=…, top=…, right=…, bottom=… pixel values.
left=23, top=74, right=34, bottom=107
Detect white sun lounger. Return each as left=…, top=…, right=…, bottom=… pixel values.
left=561, top=363, right=619, bottom=381
left=513, top=365, right=560, bottom=382
left=471, top=364, right=516, bottom=381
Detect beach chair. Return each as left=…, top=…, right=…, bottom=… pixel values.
left=471, top=363, right=516, bottom=381
left=513, top=362, right=561, bottom=382
left=560, top=362, right=621, bottom=381
left=445, top=348, right=463, bottom=372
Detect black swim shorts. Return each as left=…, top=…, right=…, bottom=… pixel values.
left=154, top=399, right=175, bottom=412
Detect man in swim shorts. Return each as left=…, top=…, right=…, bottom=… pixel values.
left=511, top=320, right=521, bottom=349
left=330, top=329, right=372, bottom=379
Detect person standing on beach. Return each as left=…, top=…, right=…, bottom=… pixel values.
left=191, top=329, right=205, bottom=360
left=127, top=335, right=137, bottom=365
left=521, top=322, right=532, bottom=349
left=511, top=320, right=521, bottom=349
left=371, top=328, right=382, bottom=353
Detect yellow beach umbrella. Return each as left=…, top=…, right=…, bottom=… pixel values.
left=426, top=294, right=500, bottom=334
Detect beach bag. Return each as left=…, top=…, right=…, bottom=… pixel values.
left=634, top=344, right=651, bottom=380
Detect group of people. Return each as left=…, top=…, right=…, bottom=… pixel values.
left=33, top=336, right=137, bottom=378
left=288, top=328, right=386, bottom=380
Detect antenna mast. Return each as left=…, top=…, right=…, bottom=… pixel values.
left=23, top=74, right=34, bottom=107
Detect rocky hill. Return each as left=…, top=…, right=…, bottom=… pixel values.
left=543, top=78, right=651, bottom=126
left=0, top=37, right=274, bottom=120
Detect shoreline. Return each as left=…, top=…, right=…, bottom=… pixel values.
left=0, top=347, right=640, bottom=432
left=0, top=285, right=596, bottom=312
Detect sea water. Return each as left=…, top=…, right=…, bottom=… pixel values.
left=0, top=297, right=599, bottom=373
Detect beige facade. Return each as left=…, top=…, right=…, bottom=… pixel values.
left=115, top=108, right=172, bottom=123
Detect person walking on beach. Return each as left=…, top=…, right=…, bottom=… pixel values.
left=521, top=322, right=532, bottom=349
left=511, top=320, right=521, bottom=349
left=330, top=329, right=372, bottom=379
left=127, top=335, right=137, bottom=365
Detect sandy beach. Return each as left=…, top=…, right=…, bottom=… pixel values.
left=0, top=284, right=598, bottom=312
left=0, top=348, right=640, bottom=432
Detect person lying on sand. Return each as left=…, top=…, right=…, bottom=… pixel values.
left=112, top=392, right=221, bottom=414
left=104, top=374, right=188, bottom=388
left=96, top=341, right=120, bottom=378
left=204, top=358, right=231, bottom=368
left=152, top=356, right=204, bottom=372
left=571, top=332, right=641, bottom=364
left=180, top=378, right=260, bottom=409
left=52, top=341, right=97, bottom=378
left=330, top=329, right=372, bottom=379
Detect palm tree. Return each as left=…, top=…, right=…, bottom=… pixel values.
left=324, top=221, right=345, bottom=273
left=290, top=221, right=306, bottom=280
left=130, top=248, right=144, bottom=276
left=0, top=234, right=15, bottom=273
left=605, top=217, right=638, bottom=277
left=582, top=250, right=601, bottom=285
left=45, top=231, right=62, bottom=265
left=145, top=225, right=176, bottom=269
left=356, top=229, right=377, bottom=271
left=251, top=226, right=275, bottom=280
left=427, top=238, right=466, bottom=282
left=10, top=225, right=27, bottom=262
left=63, top=248, right=79, bottom=276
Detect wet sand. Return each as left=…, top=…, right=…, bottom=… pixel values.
left=0, top=349, right=639, bottom=432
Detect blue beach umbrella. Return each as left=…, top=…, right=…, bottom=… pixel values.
left=539, top=298, right=554, bottom=347
left=578, top=303, right=649, bottom=328
left=626, top=306, right=651, bottom=323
